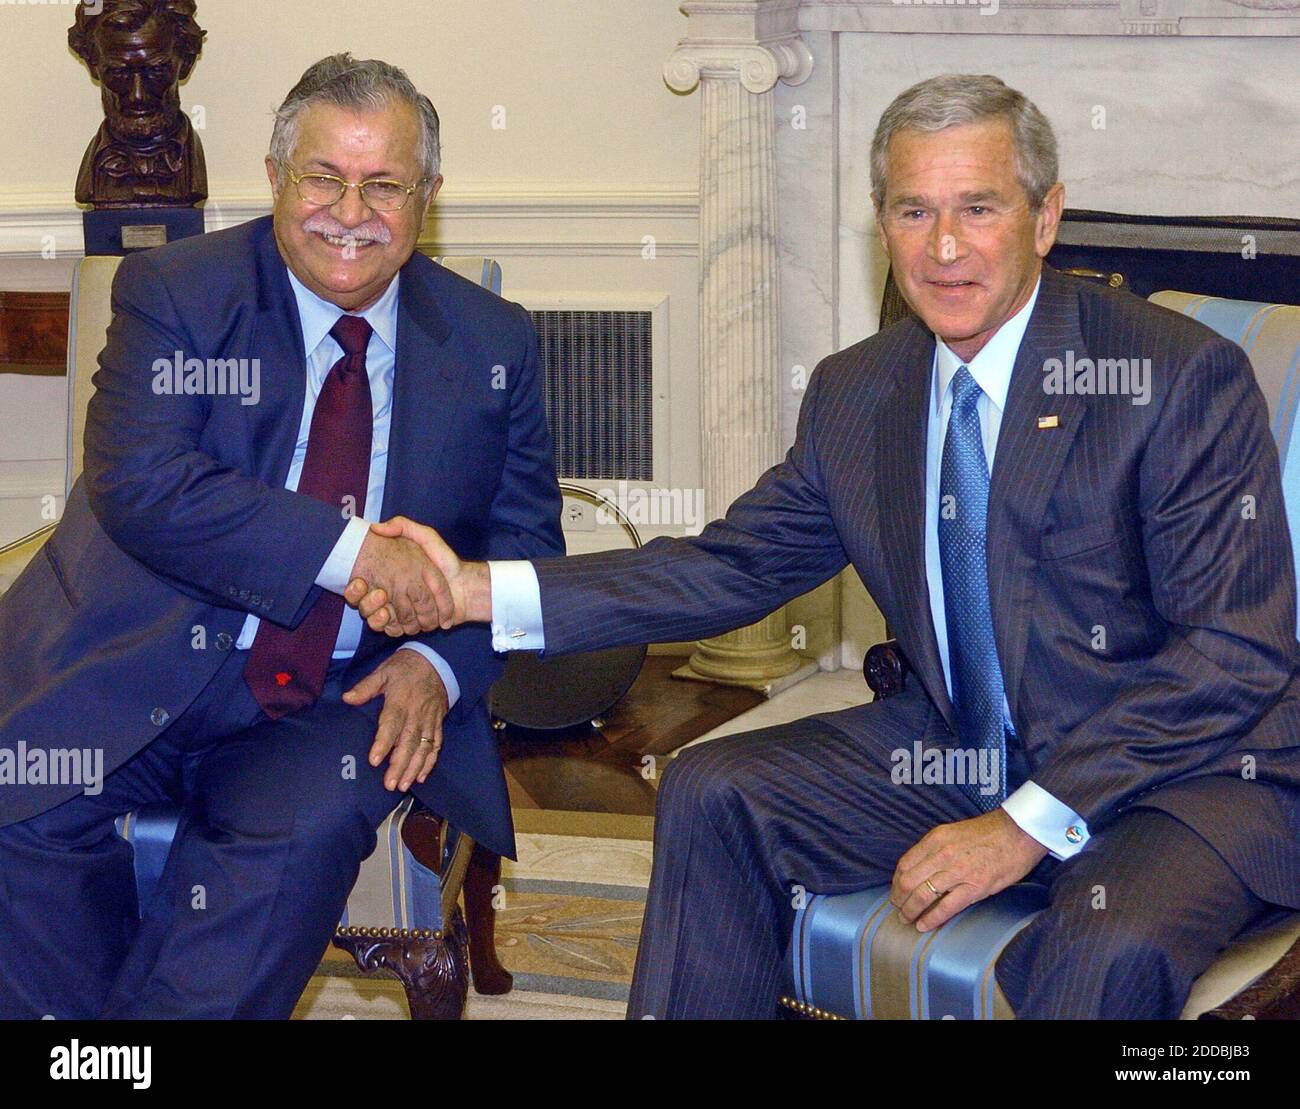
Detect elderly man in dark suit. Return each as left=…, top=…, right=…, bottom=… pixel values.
left=357, top=74, right=1300, bottom=1019
left=0, top=54, right=562, bottom=1018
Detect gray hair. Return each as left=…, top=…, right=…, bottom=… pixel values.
left=269, top=53, right=441, bottom=187
left=870, top=74, right=1058, bottom=211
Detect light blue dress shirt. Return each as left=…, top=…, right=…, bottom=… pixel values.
left=487, top=273, right=1087, bottom=858
left=924, top=277, right=1087, bottom=859
left=235, top=268, right=460, bottom=708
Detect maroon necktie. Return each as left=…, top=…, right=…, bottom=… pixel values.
left=244, top=314, right=374, bottom=718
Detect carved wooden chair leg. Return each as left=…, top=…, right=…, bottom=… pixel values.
left=333, top=915, right=469, bottom=1020
left=1201, top=934, right=1300, bottom=1020
left=464, top=841, right=513, bottom=995
left=331, top=807, right=476, bottom=1019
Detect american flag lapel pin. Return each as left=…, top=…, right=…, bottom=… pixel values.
left=1037, top=415, right=1060, bottom=429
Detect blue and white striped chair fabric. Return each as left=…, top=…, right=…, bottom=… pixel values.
left=788, top=290, right=1300, bottom=1021
left=1149, top=293, right=1300, bottom=637
left=791, top=885, right=1043, bottom=1020
left=112, top=797, right=455, bottom=933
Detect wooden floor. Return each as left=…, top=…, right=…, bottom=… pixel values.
left=499, top=655, right=763, bottom=816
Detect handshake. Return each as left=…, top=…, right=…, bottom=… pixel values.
left=343, top=517, right=493, bottom=636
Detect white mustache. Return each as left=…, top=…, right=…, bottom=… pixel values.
left=302, top=211, right=392, bottom=245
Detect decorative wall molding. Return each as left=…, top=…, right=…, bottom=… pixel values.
left=424, top=189, right=699, bottom=257
left=0, top=460, right=64, bottom=501
left=797, top=0, right=1300, bottom=35
left=0, top=460, right=63, bottom=552
left=0, top=188, right=699, bottom=259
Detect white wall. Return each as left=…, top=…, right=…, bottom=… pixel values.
left=0, top=1, right=698, bottom=197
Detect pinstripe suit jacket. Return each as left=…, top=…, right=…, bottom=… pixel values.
left=534, top=264, right=1300, bottom=911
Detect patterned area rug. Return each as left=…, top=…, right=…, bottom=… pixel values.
left=294, top=810, right=653, bottom=1020
left=293, top=673, right=874, bottom=1019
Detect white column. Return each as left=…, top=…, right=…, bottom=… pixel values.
left=665, top=1, right=818, bottom=693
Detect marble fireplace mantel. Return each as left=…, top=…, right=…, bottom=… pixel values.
left=796, top=0, right=1300, bottom=37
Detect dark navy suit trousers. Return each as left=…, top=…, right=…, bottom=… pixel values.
left=0, top=647, right=402, bottom=1019
left=626, top=691, right=1281, bottom=1020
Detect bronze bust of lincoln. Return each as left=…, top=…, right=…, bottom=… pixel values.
left=69, top=0, right=208, bottom=209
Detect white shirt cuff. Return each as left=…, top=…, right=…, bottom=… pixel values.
left=1001, top=780, right=1090, bottom=860
left=487, top=560, right=546, bottom=652
left=396, top=643, right=461, bottom=710
left=316, top=516, right=372, bottom=594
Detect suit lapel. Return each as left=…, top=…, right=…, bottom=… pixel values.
left=248, top=218, right=309, bottom=487
left=246, top=222, right=465, bottom=517
left=875, top=320, right=958, bottom=734
left=986, top=264, right=1089, bottom=723
left=381, top=251, right=460, bottom=519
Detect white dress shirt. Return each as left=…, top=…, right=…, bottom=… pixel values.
left=487, top=274, right=1088, bottom=858
left=235, top=268, right=460, bottom=708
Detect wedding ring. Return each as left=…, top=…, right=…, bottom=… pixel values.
left=418, top=736, right=432, bottom=745
left=925, top=879, right=941, bottom=897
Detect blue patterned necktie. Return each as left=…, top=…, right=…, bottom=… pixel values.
left=939, top=366, right=1007, bottom=810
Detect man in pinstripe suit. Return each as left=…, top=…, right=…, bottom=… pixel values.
left=353, top=75, right=1300, bottom=1018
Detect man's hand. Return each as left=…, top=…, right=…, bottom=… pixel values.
left=342, top=649, right=449, bottom=791
left=344, top=517, right=492, bottom=636
left=348, top=522, right=456, bottom=636
left=891, top=809, right=1047, bottom=932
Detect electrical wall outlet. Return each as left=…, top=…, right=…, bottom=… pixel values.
left=562, top=496, right=596, bottom=532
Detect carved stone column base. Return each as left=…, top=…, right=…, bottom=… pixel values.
left=673, top=657, right=819, bottom=697
left=675, top=606, right=812, bottom=693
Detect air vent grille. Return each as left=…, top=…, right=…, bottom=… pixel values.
left=530, top=309, right=653, bottom=481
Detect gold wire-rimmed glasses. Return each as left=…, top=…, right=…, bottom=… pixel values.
left=279, top=163, right=428, bottom=212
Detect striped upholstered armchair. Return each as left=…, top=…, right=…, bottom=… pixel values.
left=786, top=291, right=1300, bottom=1021
left=0, top=253, right=513, bottom=1020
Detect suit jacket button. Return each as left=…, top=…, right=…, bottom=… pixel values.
left=238, top=589, right=250, bottom=601
left=215, top=632, right=233, bottom=651
left=250, top=594, right=262, bottom=605
left=150, top=708, right=170, bottom=727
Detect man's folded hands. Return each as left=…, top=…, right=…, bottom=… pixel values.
left=344, top=516, right=492, bottom=635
